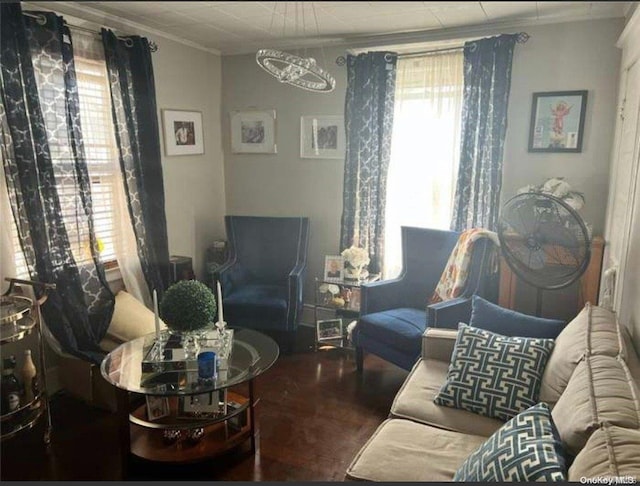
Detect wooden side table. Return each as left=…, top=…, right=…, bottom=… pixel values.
left=499, top=235, right=605, bottom=320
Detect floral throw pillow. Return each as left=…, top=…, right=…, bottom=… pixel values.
left=434, top=323, right=555, bottom=421
left=454, top=403, right=567, bottom=481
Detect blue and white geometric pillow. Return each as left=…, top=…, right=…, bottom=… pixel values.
left=434, top=323, right=555, bottom=421
left=454, top=403, right=567, bottom=481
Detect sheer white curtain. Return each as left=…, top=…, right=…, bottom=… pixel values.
left=72, top=30, right=151, bottom=307
left=383, top=51, right=464, bottom=278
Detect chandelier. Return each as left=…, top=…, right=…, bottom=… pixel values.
left=256, top=3, right=335, bottom=93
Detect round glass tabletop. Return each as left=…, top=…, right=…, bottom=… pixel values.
left=100, top=328, right=279, bottom=396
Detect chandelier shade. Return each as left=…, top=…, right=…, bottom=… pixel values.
left=256, top=48, right=335, bottom=92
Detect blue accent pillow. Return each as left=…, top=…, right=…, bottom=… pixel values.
left=454, top=403, right=567, bottom=481
left=434, top=323, right=555, bottom=421
left=470, top=295, right=565, bottom=339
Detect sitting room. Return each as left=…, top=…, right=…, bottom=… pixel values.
left=1, top=0, right=640, bottom=482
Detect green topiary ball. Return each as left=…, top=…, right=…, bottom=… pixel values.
left=160, top=280, right=217, bottom=332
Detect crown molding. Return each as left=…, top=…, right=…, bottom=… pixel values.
left=221, top=9, right=626, bottom=56
left=22, top=1, right=221, bottom=56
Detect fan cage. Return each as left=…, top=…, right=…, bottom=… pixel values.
left=498, top=192, right=592, bottom=291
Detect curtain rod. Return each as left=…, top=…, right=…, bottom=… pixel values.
left=22, top=11, right=159, bottom=52
left=336, top=32, right=530, bottom=65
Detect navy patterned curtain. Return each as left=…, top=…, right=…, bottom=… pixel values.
left=340, top=52, right=397, bottom=274
left=102, top=30, right=170, bottom=296
left=0, top=4, right=114, bottom=363
left=451, top=34, right=518, bottom=232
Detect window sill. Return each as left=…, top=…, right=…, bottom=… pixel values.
left=105, top=265, right=122, bottom=283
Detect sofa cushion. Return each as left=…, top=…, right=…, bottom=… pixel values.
left=345, top=418, right=487, bottom=482
left=434, top=324, right=554, bottom=421
left=454, top=403, right=567, bottom=481
left=621, top=325, right=640, bottom=385
left=357, top=308, right=426, bottom=355
left=551, top=354, right=640, bottom=455
left=470, top=295, right=565, bottom=338
left=391, top=359, right=504, bottom=437
left=106, top=291, right=165, bottom=344
left=568, top=424, right=640, bottom=481
left=540, top=303, right=621, bottom=405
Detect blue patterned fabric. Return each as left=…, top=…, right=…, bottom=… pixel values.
left=434, top=324, right=554, bottom=421
left=454, top=403, right=567, bottom=481
left=340, top=52, right=397, bottom=274
left=1, top=5, right=114, bottom=363
left=451, top=35, right=518, bottom=231
left=102, top=29, right=170, bottom=295
left=470, top=295, right=565, bottom=338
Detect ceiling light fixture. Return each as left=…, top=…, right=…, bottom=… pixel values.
left=256, top=2, right=335, bottom=93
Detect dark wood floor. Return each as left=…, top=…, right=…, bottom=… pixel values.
left=1, top=329, right=408, bottom=481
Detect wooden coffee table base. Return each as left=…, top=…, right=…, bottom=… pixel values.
left=116, top=382, right=256, bottom=476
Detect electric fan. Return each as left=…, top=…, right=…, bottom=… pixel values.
left=497, top=192, right=591, bottom=316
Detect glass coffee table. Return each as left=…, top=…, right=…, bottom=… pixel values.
left=101, top=328, right=278, bottom=471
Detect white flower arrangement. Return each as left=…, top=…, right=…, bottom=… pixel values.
left=318, top=283, right=341, bottom=295
left=341, top=246, right=370, bottom=269
left=517, top=177, right=585, bottom=212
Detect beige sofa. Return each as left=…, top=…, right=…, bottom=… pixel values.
left=346, top=303, right=640, bottom=481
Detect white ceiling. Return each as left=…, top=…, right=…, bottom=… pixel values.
left=27, top=2, right=632, bottom=55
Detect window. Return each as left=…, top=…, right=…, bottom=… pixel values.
left=8, top=30, right=121, bottom=278
left=383, top=51, right=464, bottom=278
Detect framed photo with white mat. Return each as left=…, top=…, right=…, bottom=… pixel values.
left=162, top=109, right=204, bottom=156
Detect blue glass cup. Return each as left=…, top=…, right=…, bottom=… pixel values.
left=197, top=351, right=217, bottom=382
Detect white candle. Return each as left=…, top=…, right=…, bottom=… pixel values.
left=153, top=289, right=161, bottom=339
left=217, top=281, right=224, bottom=323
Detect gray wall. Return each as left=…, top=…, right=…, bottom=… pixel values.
left=153, top=38, right=226, bottom=280
left=501, top=18, right=623, bottom=235
left=222, top=47, right=347, bottom=299
left=222, top=19, right=623, bottom=301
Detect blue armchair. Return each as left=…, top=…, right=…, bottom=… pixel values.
left=353, top=227, right=495, bottom=371
left=214, top=216, right=310, bottom=351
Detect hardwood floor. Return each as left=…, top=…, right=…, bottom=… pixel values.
left=1, top=331, right=408, bottom=481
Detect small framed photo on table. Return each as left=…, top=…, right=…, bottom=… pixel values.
left=161, top=109, right=204, bottom=156
left=528, top=90, right=588, bottom=153
left=317, top=319, right=343, bottom=342
left=324, top=255, right=344, bottom=281
left=347, top=288, right=361, bottom=312
left=178, top=391, right=225, bottom=418
left=146, top=395, right=170, bottom=421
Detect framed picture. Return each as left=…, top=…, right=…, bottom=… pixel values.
left=161, top=109, right=204, bottom=156
left=300, top=115, right=345, bottom=159
left=317, top=318, right=343, bottom=342
left=528, top=90, right=588, bottom=153
left=146, top=395, right=170, bottom=421
left=178, top=391, right=225, bottom=418
left=230, top=110, right=277, bottom=154
left=347, top=288, right=361, bottom=312
left=324, top=255, right=344, bottom=281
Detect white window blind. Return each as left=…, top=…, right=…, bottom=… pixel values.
left=8, top=30, right=121, bottom=278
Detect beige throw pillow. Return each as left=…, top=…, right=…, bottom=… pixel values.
left=106, top=290, right=165, bottom=343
